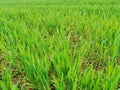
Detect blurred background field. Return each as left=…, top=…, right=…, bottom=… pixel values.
left=0, top=0, right=120, bottom=5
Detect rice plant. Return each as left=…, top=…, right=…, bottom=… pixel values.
left=0, top=0, right=120, bottom=90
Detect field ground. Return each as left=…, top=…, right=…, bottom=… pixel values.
left=0, top=0, right=120, bottom=90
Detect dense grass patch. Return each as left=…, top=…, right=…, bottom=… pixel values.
left=0, top=0, right=120, bottom=90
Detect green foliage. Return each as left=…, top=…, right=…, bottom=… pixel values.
left=0, top=0, right=120, bottom=90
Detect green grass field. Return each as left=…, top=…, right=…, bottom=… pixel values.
left=0, top=0, right=120, bottom=90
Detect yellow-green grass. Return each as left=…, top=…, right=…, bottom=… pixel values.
left=0, top=0, right=120, bottom=90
